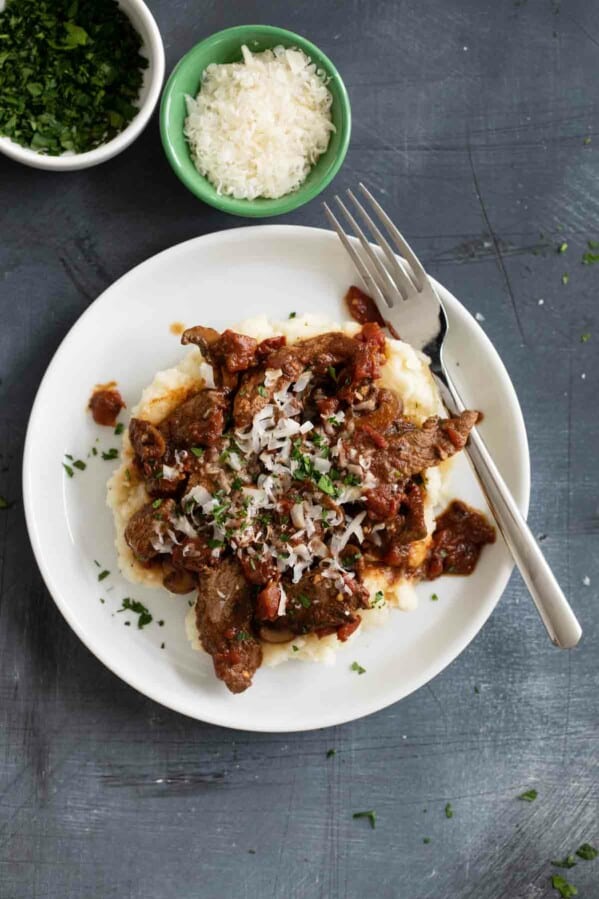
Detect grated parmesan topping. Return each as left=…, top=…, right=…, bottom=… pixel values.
left=184, top=45, right=335, bottom=200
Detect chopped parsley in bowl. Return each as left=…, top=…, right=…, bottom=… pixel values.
left=0, top=0, right=165, bottom=170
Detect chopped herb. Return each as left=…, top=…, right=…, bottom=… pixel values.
left=158, top=620, right=164, bottom=627
left=98, top=570, right=110, bottom=581
left=582, top=251, right=599, bottom=265
left=352, top=810, right=376, bottom=829
left=152, top=499, right=163, bottom=509
left=292, top=644, right=299, bottom=652
left=372, top=591, right=385, bottom=607
left=326, top=749, right=336, bottom=758
left=551, top=856, right=577, bottom=869
left=343, top=472, right=361, bottom=486
left=257, top=385, right=268, bottom=398
left=517, top=788, right=538, bottom=802
left=94, top=560, right=100, bottom=567
left=65, top=453, right=73, bottom=460
left=580, top=332, right=591, bottom=343
left=99, top=597, right=105, bottom=604
left=298, top=594, right=311, bottom=608
left=0, top=496, right=12, bottom=510
left=587, top=239, right=599, bottom=249
left=550, top=874, right=578, bottom=898
left=0, top=0, right=148, bottom=155
left=63, top=463, right=74, bottom=478
left=117, top=597, right=152, bottom=629
left=584, top=136, right=592, bottom=145
left=423, top=837, right=431, bottom=844
left=207, top=539, right=223, bottom=549
left=289, top=311, right=297, bottom=319
left=445, top=803, right=453, bottom=819
left=474, top=685, right=480, bottom=694
left=91, top=447, right=98, bottom=456
left=351, top=661, right=366, bottom=675
left=431, top=593, right=439, bottom=601
left=236, top=631, right=249, bottom=641
left=231, top=477, right=243, bottom=491
left=328, top=416, right=341, bottom=426
left=311, top=433, right=324, bottom=447
left=125, top=468, right=131, bottom=481
left=562, top=273, right=569, bottom=285
left=114, top=422, right=124, bottom=436
left=124, top=620, right=131, bottom=626
left=317, top=474, right=338, bottom=497
left=328, top=365, right=338, bottom=381
left=557, top=242, right=568, bottom=254
left=160, top=642, right=165, bottom=649
left=190, top=447, right=204, bottom=458
left=101, top=448, right=119, bottom=461
left=575, top=843, right=597, bottom=861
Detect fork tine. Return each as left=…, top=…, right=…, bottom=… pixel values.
left=346, top=188, right=419, bottom=295
left=358, top=183, right=427, bottom=291
left=323, top=203, right=391, bottom=309
left=333, top=196, right=405, bottom=305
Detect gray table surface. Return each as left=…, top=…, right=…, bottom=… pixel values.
left=1, top=1, right=598, bottom=897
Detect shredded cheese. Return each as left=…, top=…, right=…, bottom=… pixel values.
left=184, top=44, right=335, bottom=200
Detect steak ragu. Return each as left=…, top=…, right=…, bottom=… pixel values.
left=123, top=310, right=494, bottom=693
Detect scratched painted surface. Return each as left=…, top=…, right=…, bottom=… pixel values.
left=0, top=1, right=598, bottom=897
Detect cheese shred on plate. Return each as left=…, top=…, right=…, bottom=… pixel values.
left=184, top=44, right=335, bottom=200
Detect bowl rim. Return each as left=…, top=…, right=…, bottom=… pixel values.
left=159, top=24, right=352, bottom=217
left=0, top=0, right=165, bottom=172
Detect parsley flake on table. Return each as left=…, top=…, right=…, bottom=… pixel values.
left=580, top=332, right=591, bottom=343
left=326, top=749, right=336, bottom=758
left=351, top=661, right=366, bottom=675
left=562, top=273, right=569, bottom=285
left=117, top=597, right=152, bottom=629
left=557, top=242, right=568, bottom=254
left=517, top=788, right=538, bottom=801
left=575, top=843, right=598, bottom=860
left=114, top=422, right=124, bottom=436
left=0, top=0, right=148, bottom=155
left=98, top=570, right=110, bottom=581
left=445, top=802, right=453, bottom=819
left=431, top=593, right=439, bottom=601
left=352, top=810, right=376, bottom=829
left=582, top=251, right=599, bottom=265
left=73, top=459, right=86, bottom=471
left=63, top=463, right=74, bottom=478
left=423, top=837, right=431, bottom=844
left=550, top=874, right=578, bottom=898
left=101, top=448, right=119, bottom=461
left=551, top=855, right=577, bottom=869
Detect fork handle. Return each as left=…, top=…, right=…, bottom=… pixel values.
left=433, top=371, right=582, bottom=649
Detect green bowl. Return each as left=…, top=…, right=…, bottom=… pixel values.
left=160, top=25, right=351, bottom=218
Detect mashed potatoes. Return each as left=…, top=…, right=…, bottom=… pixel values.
left=107, top=314, right=453, bottom=666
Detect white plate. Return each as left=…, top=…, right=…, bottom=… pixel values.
left=23, top=226, right=530, bottom=732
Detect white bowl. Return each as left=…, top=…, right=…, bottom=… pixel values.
left=0, top=0, right=165, bottom=171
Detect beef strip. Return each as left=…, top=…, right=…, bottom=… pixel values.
left=124, top=498, right=177, bottom=563
left=364, top=410, right=479, bottom=482
left=426, top=500, right=495, bottom=579
left=368, top=481, right=428, bottom=568
left=196, top=558, right=262, bottom=693
left=181, top=326, right=257, bottom=392
left=260, top=570, right=368, bottom=636
left=129, top=418, right=166, bottom=462
left=266, top=332, right=358, bottom=381
left=159, top=390, right=228, bottom=448
left=233, top=369, right=285, bottom=430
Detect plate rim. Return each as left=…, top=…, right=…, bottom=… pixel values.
left=22, top=225, right=531, bottom=732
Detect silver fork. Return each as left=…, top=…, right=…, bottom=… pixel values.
left=324, top=184, right=582, bottom=649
